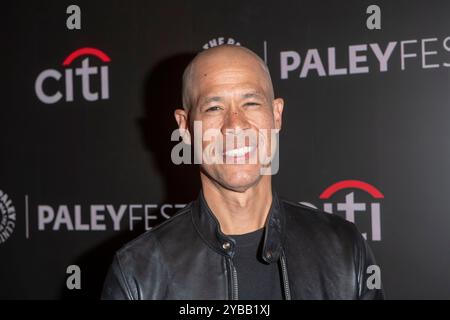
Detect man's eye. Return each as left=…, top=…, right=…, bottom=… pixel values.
left=206, top=106, right=222, bottom=112
left=244, top=102, right=261, bottom=107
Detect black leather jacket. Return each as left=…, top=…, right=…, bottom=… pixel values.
left=101, top=191, right=384, bottom=300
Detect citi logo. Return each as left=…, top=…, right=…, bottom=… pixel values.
left=35, top=47, right=111, bottom=104
left=302, top=180, right=384, bottom=241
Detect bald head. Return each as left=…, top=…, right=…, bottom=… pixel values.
left=182, top=45, right=274, bottom=111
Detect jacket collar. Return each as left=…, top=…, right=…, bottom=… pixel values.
left=191, top=189, right=285, bottom=263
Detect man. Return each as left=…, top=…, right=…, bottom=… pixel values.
left=101, top=45, right=384, bottom=300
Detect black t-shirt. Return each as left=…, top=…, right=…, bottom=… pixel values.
left=229, top=228, right=284, bottom=300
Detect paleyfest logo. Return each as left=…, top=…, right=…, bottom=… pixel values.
left=279, top=36, right=450, bottom=79
left=303, top=180, right=384, bottom=241
left=35, top=47, right=111, bottom=104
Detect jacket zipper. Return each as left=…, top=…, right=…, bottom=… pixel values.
left=280, top=253, right=292, bottom=300
left=229, top=259, right=239, bottom=300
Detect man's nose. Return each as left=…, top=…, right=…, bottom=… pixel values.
left=221, top=109, right=251, bottom=135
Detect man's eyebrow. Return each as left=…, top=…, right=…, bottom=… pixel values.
left=200, top=96, right=224, bottom=105
left=241, top=91, right=264, bottom=99
left=199, top=92, right=264, bottom=105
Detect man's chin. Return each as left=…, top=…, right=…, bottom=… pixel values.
left=200, top=164, right=265, bottom=191
left=217, top=172, right=263, bottom=193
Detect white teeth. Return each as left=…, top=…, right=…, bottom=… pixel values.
left=225, top=146, right=255, bottom=157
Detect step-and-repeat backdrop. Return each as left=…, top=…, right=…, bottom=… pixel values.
left=2, top=0, right=450, bottom=299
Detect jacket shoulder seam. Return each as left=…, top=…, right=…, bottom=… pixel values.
left=115, top=252, right=135, bottom=300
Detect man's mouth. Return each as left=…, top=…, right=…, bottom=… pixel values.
left=223, top=145, right=256, bottom=158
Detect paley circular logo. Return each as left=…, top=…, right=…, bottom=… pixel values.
left=202, top=37, right=241, bottom=50
left=0, top=189, right=16, bottom=244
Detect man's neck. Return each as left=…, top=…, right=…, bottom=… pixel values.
left=201, top=175, right=273, bottom=235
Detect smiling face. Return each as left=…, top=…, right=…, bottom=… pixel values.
left=175, top=45, right=284, bottom=192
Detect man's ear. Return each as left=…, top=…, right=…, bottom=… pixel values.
left=174, top=108, right=191, bottom=144
left=272, top=98, right=284, bottom=130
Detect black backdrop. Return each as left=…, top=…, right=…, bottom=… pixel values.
left=1, top=0, right=450, bottom=299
